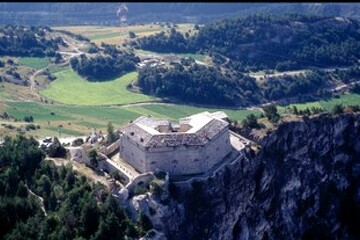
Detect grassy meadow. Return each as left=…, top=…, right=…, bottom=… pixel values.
left=17, top=57, right=51, bottom=69
left=40, top=69, right=155, bottom=105
left=278, top=93, right=360, bottom=113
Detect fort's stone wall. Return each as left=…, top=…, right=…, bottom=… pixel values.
left=119, top=127, right=232, bottom=176
left=145, top=145, right=207, bottom=175
left=204, top=128, right=232, bottom=169
left=119, top=135, right=147, bottom=173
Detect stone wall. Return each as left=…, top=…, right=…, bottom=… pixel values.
left=145, top=145, right=207, bottom=175
left=204, top=128, right=232, bottom=170
left=119, top=127, right=232, bottom=176
left=100, top=139, right=121, bottom=156
left=119, top=135, right=146, bottom=172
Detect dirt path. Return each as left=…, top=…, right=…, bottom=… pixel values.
left=29, top=68, right=45, bottom=95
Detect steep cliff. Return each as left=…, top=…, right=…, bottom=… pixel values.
left=151, top=113, right=360, bottom=240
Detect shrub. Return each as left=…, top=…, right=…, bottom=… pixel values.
left=332, top=104, right=344, bottom=115
left=46, top=137, right=67, bottom=158
left=23, top=115, right=34, bottom=122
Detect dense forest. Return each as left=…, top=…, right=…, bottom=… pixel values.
left=0, top=25, right=62, bottom=57
left=137, top=14, right=360, bottom=71
left=70, top=44, right=139, bottom=81
left=138, top=62, right=261, bottom=106
left=262, top=70, right=328, bottom=100
left=0, top=135, right=147, bottom=239
left=136, top=28, right=193, bottom=53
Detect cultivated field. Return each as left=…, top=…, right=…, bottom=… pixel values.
left=40, top=69, right=155, bottom=105
left=53, top=23, right=195, bottom=45
left=17, top=57, right=51, bottom=69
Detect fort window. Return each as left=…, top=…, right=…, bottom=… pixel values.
left=140, top=138, right=144, bottom=142
left=151, top=161, right=156, bottom=165
left=130, top=132, right=134, bottom=136
left=194, top=158, right=199, bottom=162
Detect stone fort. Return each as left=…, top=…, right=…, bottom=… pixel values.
left=119, top=111, right=233, bottom=176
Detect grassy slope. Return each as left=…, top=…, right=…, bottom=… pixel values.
left=278, top=93, right=360, bottom=113
left=40, top=69, right=155, bottom=105
left=17, top=57, right=50, bottom=69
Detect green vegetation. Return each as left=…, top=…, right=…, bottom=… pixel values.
left=138, top=63, right=260, bottom=106
left=88, top=149, right=98, bottom=168
left=263, top=104, right=280, bottom=123
left=70, top=44, right=139, bottom=81
left=137, top=14, right=360, bottom=71
left=106, top=122, right=117, bottom=145
left=45, top=136, right=66, bottom=157
left=0, top=135, right=144, bottom=239
left=241, top=114, right=263, bottom=129
left=0, top=25, right=61, bottom=58
left=44, top=126, right=84, bottom=136
left=48, top=65, right=67, bottom=74
left=332, top=104, right=344, bottom=115
left=18, top=57, right=50, bottom=69
left=40, top=69, right=154, bottom=105
left=279, top=93, right=360, bottom=113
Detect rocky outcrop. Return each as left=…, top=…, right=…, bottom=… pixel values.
left=147, top=113, right=360, bottom=240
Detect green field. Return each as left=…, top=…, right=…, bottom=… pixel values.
left=4, top=93, right=360, bottom=138
left=18, top=57, right=50, bottom=69
left=279, top=93, right=360, bottom=113
left=48, top=65, right=68, bottom=74
left=40, top=69, right=155, bottom=105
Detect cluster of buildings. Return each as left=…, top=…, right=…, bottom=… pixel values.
left=119, top=111, right=240, bottom=176
left=66, top=111, right=247, bottom=182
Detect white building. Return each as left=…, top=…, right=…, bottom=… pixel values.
left=119, top=111, right=232, bottom=176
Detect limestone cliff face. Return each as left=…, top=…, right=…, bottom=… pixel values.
left=154, top=113, right=360, bottom=240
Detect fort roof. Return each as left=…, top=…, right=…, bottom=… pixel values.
left=120, top=111, right=229, bottom=148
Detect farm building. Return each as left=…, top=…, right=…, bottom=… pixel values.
left=119, top=111, right=232, bottom=176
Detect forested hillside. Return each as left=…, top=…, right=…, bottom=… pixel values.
left=137, top=14, right=360, bottom=70
left=0, top=25, right=62, bottom=57
left=0, top=136, right=148, bottom=239
left=138, top=62, right=261, bottom=106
